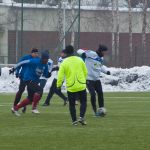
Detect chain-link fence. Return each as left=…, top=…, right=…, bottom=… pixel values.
left=1, top=0, right=150, bottom=67
left=0, top=0, right=82, bottom=63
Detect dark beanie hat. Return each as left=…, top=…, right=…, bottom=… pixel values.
left=31, top=48, right=38, bottom=53
left=97, top=45, right=108, bottom=52
left=61, top=49, right=66, bottom=53
left=63, top=45, right=74, bottom=55
left=41, top=52, right=49, bottom=59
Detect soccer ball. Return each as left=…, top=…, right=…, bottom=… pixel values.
left=97, top=107, right=106, bottom=117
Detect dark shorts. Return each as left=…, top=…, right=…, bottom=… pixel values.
left=26, top=81, right=42, bottom=101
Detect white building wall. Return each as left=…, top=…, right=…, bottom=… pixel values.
left=3, top=5, right=148, bottom=33
left=0, top=4, right=150, bottom=63
left=7, top=7, right=58, bottom=31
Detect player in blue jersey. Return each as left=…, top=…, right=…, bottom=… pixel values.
left=12, top=48, right=39, bottom=113
left=10, top=52, right=50, bottom=116
left=39, top=58, right=53, bottom=95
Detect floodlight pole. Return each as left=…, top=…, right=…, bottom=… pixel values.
left=77, top=0, right=81, bottom=49
left=20, top=0, right=24, bottom=57
left=62, top=1, right=66, bottom=49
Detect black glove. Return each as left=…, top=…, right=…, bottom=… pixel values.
left=107, top=71, right=111, bottom=75
left=52, top=66, right=59, bottom=72
left=48, top=72, right=51, bottom=78
left=15, top=74, right=19, bottom=78
left=9, top=67, right=15, bottom=75
left=81, top=53, right=86, bottom=59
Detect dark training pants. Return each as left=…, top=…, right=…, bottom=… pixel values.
left=44, top=78, right=67, bottom=104
left=86, top=80, right=104, bottom=113
left=14, top=79, right=27, bottom=106
left=39, top=79, right=47, bottom=96
left=67, top=89, right=87, bottom=122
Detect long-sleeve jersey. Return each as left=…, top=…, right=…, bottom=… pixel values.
left=14, top=58, right=49, bottom=83
left=15, top=54, right=33, bottom=79
left=77, top=49, right=108, bottom=81
left=40, top=58, right=53, bottom=80
left=47, top=59, right=53, bottom=72
left=54, top=57, right=64, bottom=79
left=57, top=56, right=87, bottom=92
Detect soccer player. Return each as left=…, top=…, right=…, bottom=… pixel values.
left=77, top=45, right=110, bottom=117
left=57, top=45, right=88, bottom=126
left=39, top=57, right=53, bottom=96
left=42, top=49, right=68, bottom=106
left=10, top=52, right=50, bottom=116
left=11, top=48, right=39, bottom=113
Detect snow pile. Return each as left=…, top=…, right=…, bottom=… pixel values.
left=101, top=66, right=150, bottom=91
left=0, top=66, right=150, bottom=93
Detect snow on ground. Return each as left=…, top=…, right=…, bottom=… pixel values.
left=0, top=66, right=150, bottom=93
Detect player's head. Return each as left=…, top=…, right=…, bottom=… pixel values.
left=41, top=51, right=49, bottom=64
left=31, top=48, right=39, bottom=58
left=63, top=45, right=74, bottom=56
left=81, top=48, right=88, bottom=51
left=96, top=44, right=108, bottom=57
left=61, top=49, right=67, bottom=58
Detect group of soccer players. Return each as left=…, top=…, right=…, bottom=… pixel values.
left=9, top=44, right=110, bottom=126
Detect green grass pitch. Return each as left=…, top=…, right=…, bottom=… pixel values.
left=0, top=92, right=150, bottom=150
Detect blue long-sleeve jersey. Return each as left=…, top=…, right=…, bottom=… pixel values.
left=14, top=58, right=49, bottom=83
left=16, top=54, right=33, bottom=79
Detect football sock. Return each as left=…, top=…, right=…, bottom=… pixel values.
left=32, top=93, right=41, bottom=110
left=15, top=98, right=31, bottom=110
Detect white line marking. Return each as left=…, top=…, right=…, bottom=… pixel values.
left=106, top=97, right=150, bottom=99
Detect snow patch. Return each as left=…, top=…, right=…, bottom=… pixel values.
left=0, top=66, right=150, bottom=93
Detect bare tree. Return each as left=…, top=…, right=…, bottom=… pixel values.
left=125, top=0, right=140, bottom=8
left=111, top=0, right=115, bottom=64
left=70, top=0, right=76, bottom=47
left=128, top=0, right=133, bottom=66
left=141, top=0, right=148, bottom=65
left=57, top=0, right=64, bottom=49
left=116, top=0, right=120, bottom=66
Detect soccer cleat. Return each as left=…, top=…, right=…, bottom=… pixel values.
left=63, top=100, right=68, bottom=106
left=22, top=106, right=27, bottom=113
left=78, top=117, right=87, bottom=125
left=32, top=109, right=40, bottom=114
left=42, top=103, right=50, bottom=106
left=95, top=112, right=100, bottom=117
left=94, top=112, right=106, bottom=117
left=11, top=107, right=21, bottom=117
left=72, top=121, right=78, bottom=126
